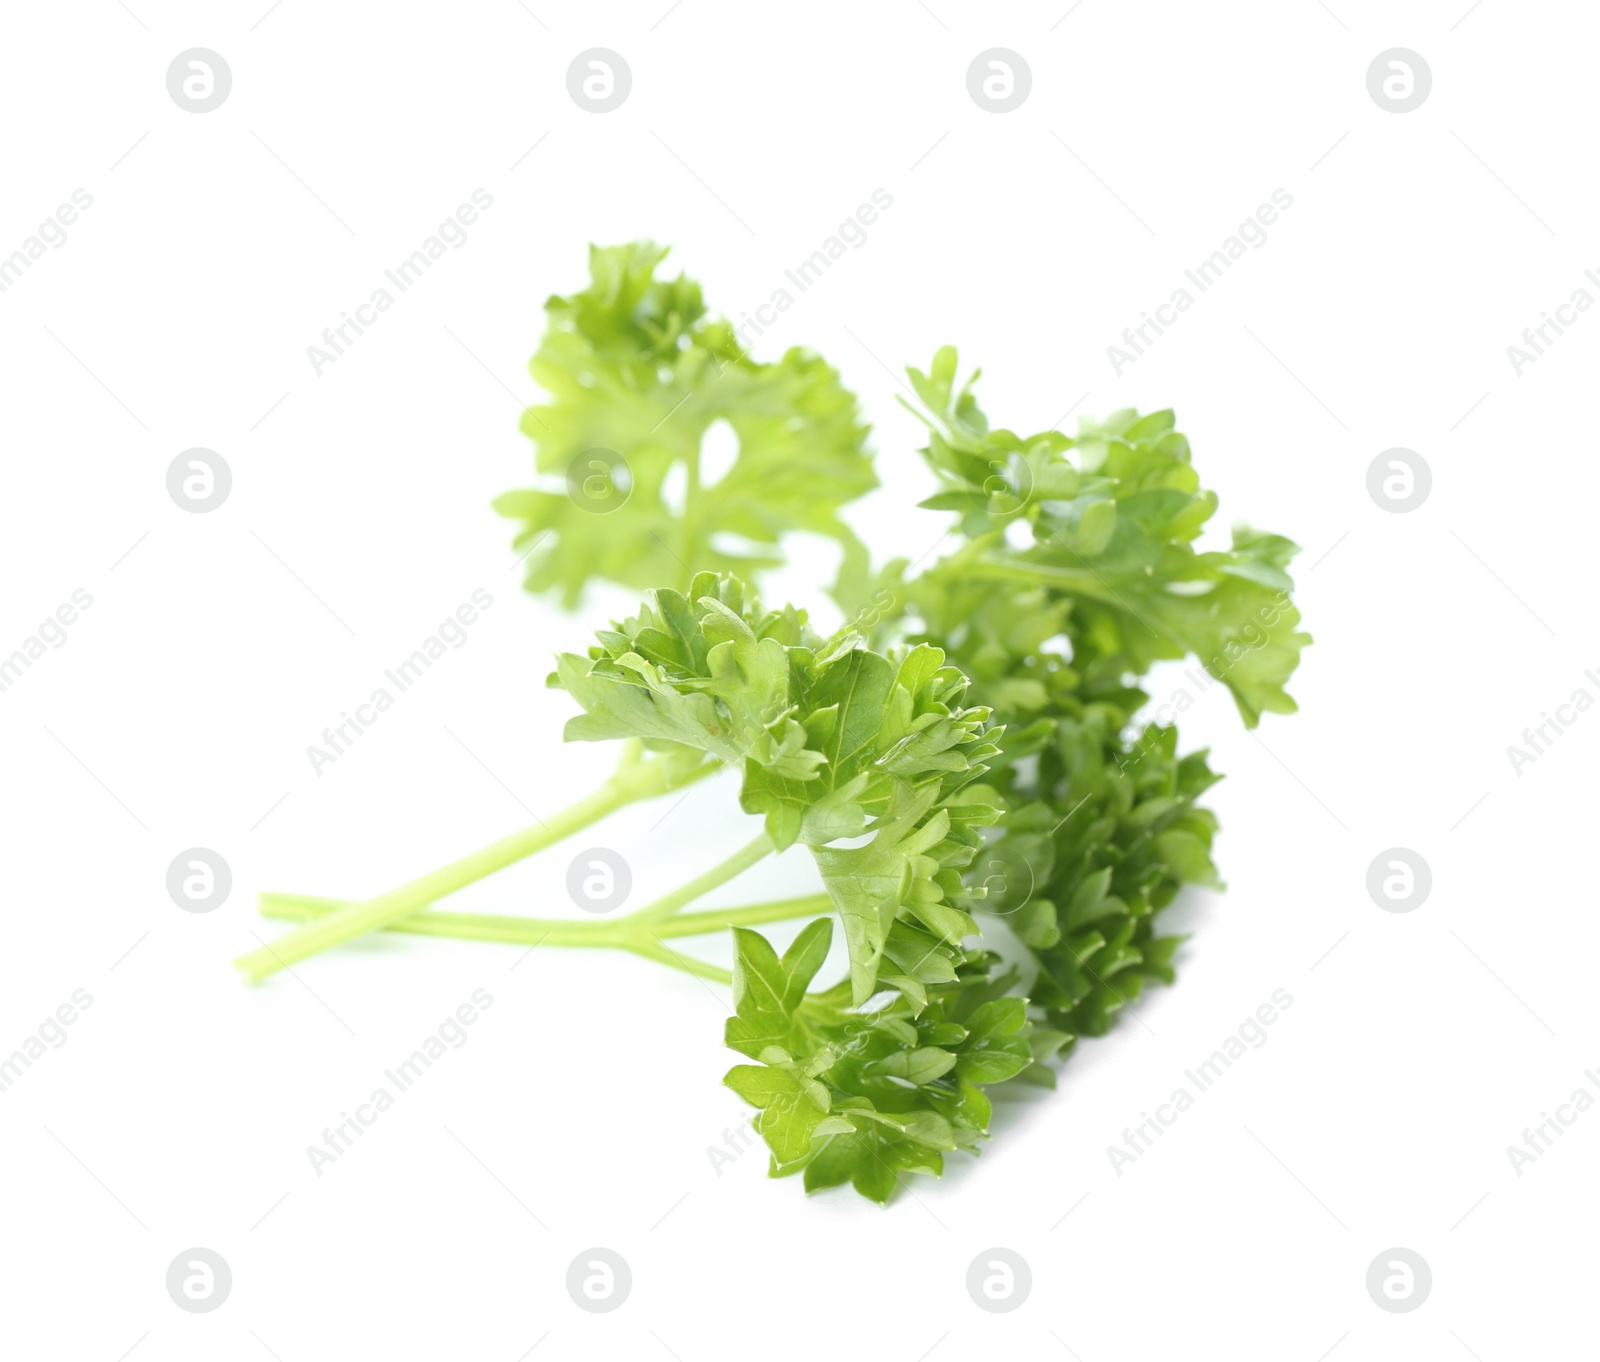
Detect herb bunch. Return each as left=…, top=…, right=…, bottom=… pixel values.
left=242, top=245, right=1309, bottom=1204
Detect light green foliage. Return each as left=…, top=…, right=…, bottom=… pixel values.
left=905, top=345, right=1310, bottom=726
left=552, top=570, right=1001, bottom=1006
left=495, top=243, right=877, bottom=605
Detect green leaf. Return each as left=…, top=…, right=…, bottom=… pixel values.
left=863, top=1047, right=959, bottom=1085
left=1154, top=829, right=1223, bottom=890
left=904, top=350, right=1310, bottom=728
left=725, top=918, right=835, bottom=1059
left=812, top=782, right=970, bottom=1005
left=559, top=575, right=999, bottom=998
left=722, top=945, right=1044, bottom=1203
left=498, top=242, right=877, bottom=606
left=724, top=1063, right=845, bottom=1164
left=956, top=997, right=1033, bottom=1082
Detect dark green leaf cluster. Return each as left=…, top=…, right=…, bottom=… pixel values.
left=980, top=708, right=1225, bottom=1043
left=495, top=243, right=877, bottom=606
left=901, top=348, right=1309, bottom=1052
left=723, top=919, right=1055, bottom=1203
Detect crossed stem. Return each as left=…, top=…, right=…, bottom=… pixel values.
left=234, top=741, right=829, bottom=985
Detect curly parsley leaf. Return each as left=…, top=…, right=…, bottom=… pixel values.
left=906, top=511, right=1235, bottom=1039
left=723, top=919, right=1046, bottom=1202
left=495, top=242, right=877, bottom=606
left=895, top=348, right=1311, bottom=1063
left=905, top=346, right=1311, bottom=726
left=552, top=572, right=1001, bottom=1004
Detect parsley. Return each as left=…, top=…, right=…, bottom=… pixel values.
left=553, top=572, right=999, bottom=1004
left=493, top=242, right=876, bottom=605
left=241, top=247, right=1309, bottom=1204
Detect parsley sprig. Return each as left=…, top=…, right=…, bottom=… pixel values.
left=241, top=247, right=1309, bottom=1204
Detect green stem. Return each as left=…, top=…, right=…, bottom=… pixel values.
left=625, top=832, right=774, bottom=923
left=624, top=938, right=732, bottom=984
left=644, top=893, right=829, bottom=938
left=255, top=889, right=831, bottom=988
left=234, top=749, right=716, bottom=983
left=256, top=890, right=832, bottom=945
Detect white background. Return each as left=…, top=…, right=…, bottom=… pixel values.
left=1, top=1, right=1594, bottom=1358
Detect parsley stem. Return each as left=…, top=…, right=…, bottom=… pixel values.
left=624, top=938, right=732, bottom=983
left=257, top=890, right=829, bottom=942
left=645, top=893, right=832, bottom=937
left=622, top=832, right=774, bottom=924
left=233, top=749, right=717, bottom=984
